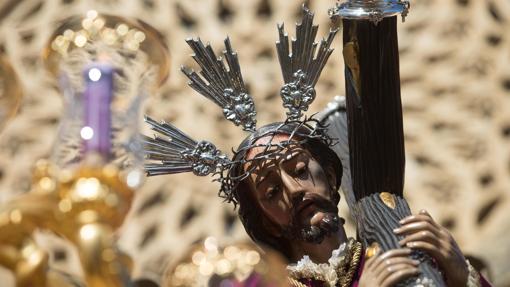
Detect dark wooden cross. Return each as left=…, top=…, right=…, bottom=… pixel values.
left=323, top=14, right=448, bottom=286
left=343, top=15, right=447, bottom=286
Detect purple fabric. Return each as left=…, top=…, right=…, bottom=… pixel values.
left=480, top=274, right=493, bottom=287
left=350, top=253, right=365, bottom=287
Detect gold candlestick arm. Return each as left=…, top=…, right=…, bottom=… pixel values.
left=0, top=162, right=135, bottom=287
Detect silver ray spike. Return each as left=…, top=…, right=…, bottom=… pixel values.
left=276, top=5, right=338, bottom=121
left=182, top=37, right=257, bottom=132
left=143, top=116, right=230, bottom=176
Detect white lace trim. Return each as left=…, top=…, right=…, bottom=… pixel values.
left=287, top=239, right=354, bottom=287
left=466, top=259, right=482, bottom=287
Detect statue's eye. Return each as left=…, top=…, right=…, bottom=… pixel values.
left=265, top=186, right=281, bottom=200
left=295, top=162, right=307, bottom=177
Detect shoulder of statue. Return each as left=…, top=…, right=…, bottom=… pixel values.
left=316, top=96, right=347, bottom=124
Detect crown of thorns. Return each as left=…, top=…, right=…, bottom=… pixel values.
left=143, top=6, right=338, bottom=204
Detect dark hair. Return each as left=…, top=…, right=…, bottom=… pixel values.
left=230, top=122, right=342, bottom=260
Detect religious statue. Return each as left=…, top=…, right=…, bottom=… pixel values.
left=143, top=2, right=491, bottom=286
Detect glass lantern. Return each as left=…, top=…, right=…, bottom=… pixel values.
left=42, top=10, right=169, bottom=188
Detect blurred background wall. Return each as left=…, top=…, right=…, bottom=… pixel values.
left=0, top=0, right=508, bottom=285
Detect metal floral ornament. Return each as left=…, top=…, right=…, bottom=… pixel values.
left=182, top=37, right=256, bottom=132
left=143, top=116, right=230, bottom=177
left=276, top=7, right=338, bottom=120
left=182, top=141, right=229, bottom=177
left=280, top=70, right=316, bottom=121
left=222, top=88, right=257, bottom=132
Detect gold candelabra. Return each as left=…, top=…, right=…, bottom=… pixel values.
left=0, top=160, right=134, bottom=287
left=0, top=10, right=169, bottom=287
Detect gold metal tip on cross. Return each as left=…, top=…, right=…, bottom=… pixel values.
left=380, top=192, right=396, bottom=209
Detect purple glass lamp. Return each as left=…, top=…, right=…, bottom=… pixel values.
left=43, top=10, right=170, bottom=188
left=24, top=10, right=172, bottom=286
left=82, top=63, right=114, bottom=158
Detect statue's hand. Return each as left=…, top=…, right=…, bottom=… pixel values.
left=358, top=248, right=420, bottom=287
left=394, top=209, right=469, bottom=287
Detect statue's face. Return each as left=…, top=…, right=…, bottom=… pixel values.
left=244, top=135, right=340, bottom=243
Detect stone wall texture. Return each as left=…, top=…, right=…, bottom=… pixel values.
left=0, top=0, right=509, bottom=285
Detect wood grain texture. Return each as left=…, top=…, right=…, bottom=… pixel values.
left=357, top=194, right=444, bottom=286
left=342, top=17, right=445, bottom=285
left=343, top=16, right=405, bottom=200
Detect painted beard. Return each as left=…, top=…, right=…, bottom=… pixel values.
left=280, top=193, right=341, bottom=244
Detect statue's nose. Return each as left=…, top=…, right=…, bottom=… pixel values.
left=281, top=171, right=306, bottom=204
left=289, top=189, right=305, bottom=207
